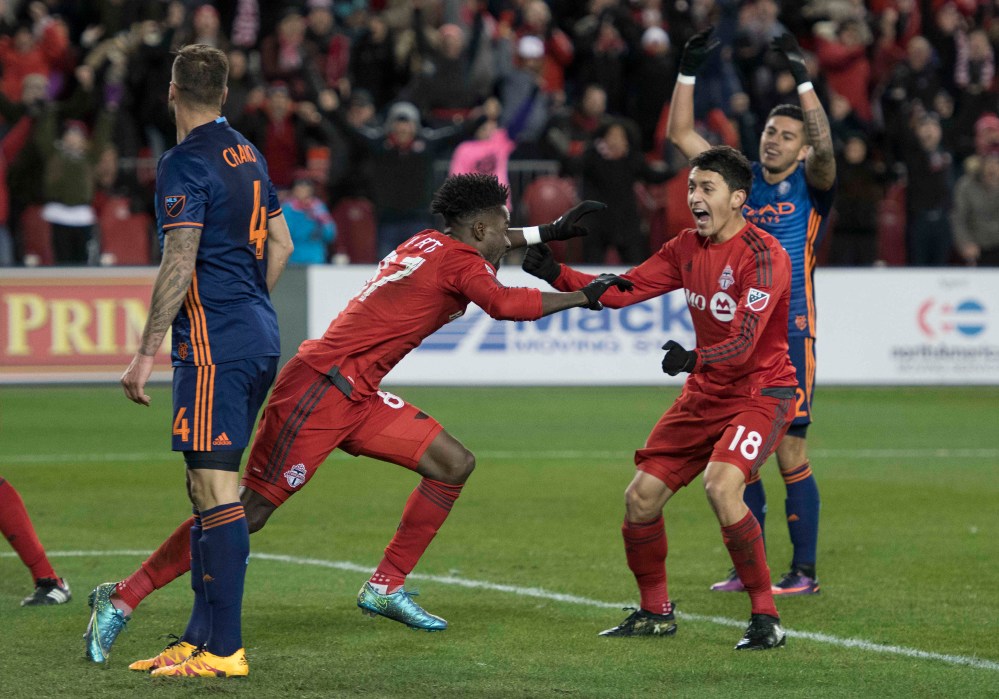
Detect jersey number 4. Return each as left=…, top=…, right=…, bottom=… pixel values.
left=249, top=179, right=268, bottom=259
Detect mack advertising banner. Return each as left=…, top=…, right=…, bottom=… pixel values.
left=309, top=266, right=999, bottom=387
left=0, top=268, right=172, bottom=383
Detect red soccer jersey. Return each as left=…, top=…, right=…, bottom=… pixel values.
left=298, top=230, right=544, bottom=398
left=555, top=223, right=797, bottom=394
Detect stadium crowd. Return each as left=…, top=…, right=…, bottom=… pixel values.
left=2, top=0, right=999, bottom=268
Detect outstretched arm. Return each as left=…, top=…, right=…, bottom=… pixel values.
left=771, top=33, right=836, bottom=191
left=508, top=200, right=606, bottom=248
left=666, top=28, right=715, bottom=159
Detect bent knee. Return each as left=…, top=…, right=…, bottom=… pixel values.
left=624, top=484, right=661, bottom=522
left=439, top=448, right=475, bottom=484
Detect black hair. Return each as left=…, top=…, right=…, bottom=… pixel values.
left=689, top=145, right=753, bottom=198
left=431, top=173, right=509, bottom=226
left=768, top=104, right=804, bottom=122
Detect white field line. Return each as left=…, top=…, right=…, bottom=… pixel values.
left=3, top=549, right=997, bottom=672
left=3, top=448, right=999, bottom=465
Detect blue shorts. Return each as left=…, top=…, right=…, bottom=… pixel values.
left=171, top=356, right=278, bottom=452
left=787, top=335, right=816, bottom=430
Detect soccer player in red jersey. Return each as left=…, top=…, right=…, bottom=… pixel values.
left=669, top=30, right=835, bottom=597
left=523, top=145, right=796, bottom=650
left=1, top=477, right=71, bottom=606
left=89, top=173, right=629, bottom=670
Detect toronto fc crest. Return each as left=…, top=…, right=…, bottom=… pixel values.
left=718, top=264, right=735, bottom=290
left=284, top=463, right=307, bottom=488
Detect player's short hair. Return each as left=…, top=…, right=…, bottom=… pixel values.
left=431, top=173, right=510, bottom=226
left=767, top=103, right=807, bottom=143
left=172, top=44, right=228, bottom=110
left=689, top=145, right=753, bottom=198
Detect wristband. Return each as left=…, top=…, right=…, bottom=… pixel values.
left=796, top=81, right=814, bottom=95
left=677, top=74, right=696, bottom=86
left=522, top=226, right=542, bottom=245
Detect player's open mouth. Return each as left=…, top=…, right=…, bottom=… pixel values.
left=692, top=208, right=710, bottom=225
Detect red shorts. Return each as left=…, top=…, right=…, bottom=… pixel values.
left=242, top=356, right=443, bottom=505
left=634, top=386, right=795, bottom=492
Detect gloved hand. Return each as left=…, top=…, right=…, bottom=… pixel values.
left=540, top=200, right=606, bottom=242
left=581, top=274, right=634, bottom=310
left=770, top=32, right=810, bottom=85
left=661, top=340, right=697, bottom=376
left=678, top=27, right=718, bottom=77
left=522, top=243, right=561, bottom=284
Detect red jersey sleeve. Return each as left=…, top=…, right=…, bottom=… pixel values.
left=552, top=239, right=685, bottom=307
left=693, top=239, right=791, bottom=372
left=442, top=249, right=544, bottom=321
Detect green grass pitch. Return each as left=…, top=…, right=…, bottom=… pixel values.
left=1, top=385, right=996, bottom=698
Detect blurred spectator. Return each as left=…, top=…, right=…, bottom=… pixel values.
left=306, top=0, right=351, bottom=92
left=0, top=18, right=69, bottom=103
left=283, top=170, right=336, bottom=265
left=922, top=1, right=964, bottom=97
left=317, top=88, right=377, bottom=205
left=562, top=118, right=671, bottom=264
left=494, top=34, right=558, bottom=157
left=124, top=11, right=186, bottom=158
left=903, top=112, right=955, bottom=266
left=516, top=0, right=574, bottom=99
left=974, top=113, right=999, bottom=155
left=951, top=152, right=999, bottom=266
left=404, top=20, right=494, bottom=125
left=241, top=82, right=326, bottom=190
left=827, top=91, right=869, bottom=154
left=260, top=8, right=324, bottom=102
left=542, top=83, right=611, bottom=161
left=222, top=48, right=263, bottom=131
left=813, top=17, right=873, bottom=124
left=179, top=4, right=230, bottom=51
left=349, top=13, right=411, bottom=112
left=0, top=113, right=33, bottom=266
left=38, top=107, right=115, bottom=265
left=331, top=99, right=481, bottom=257
left=829, top=134, right=888, bottom=266
left=448, top=97, right=518, bottom=202
left=570, top=1, right=639, bottom=115
left=626, top=26, right=676, bottom=153
left=882, top=36, right=943, bottom=163
left=727, top=91, right=759, bottom=159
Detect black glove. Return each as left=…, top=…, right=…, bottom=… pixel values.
left=678, top=27, right=718, bottom=77
left=770, top=32, right=810, bottom=85
left=581, top=273, right=634, bottom=310
left=661, top=340, right=697, bottom=376
left=539, top=200, right=606, bottom=242
left=522, top=243, right=561, bottom=284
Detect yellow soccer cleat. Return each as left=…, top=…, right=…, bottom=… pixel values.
left=128, top=638, right=197, bottom=672
left=149, top=646, right=248, bottom=678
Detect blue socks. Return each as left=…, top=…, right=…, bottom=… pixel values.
left=182, top=503, right=249, bottom=656
left=782, top=462, right=820, bottom=571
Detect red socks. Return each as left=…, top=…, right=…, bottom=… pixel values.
left=371, top=479, right=463, bottom=592
left=722, top=511, right=778, bottom=617
left=116, top=516, right=195, bottom=611
left=0, top=478, right=58, bottom=582
left=622, top=516, right=671, bottom=615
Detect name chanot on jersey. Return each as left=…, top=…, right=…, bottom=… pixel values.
left=221, top=143, right=259, bottom=168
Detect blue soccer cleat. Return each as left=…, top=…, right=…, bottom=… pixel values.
left=356, top=581, right=448, bottom=631
left=84, top=582, right=130, bottom=663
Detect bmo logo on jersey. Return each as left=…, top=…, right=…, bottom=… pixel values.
left=710, top=292, right=737, bottom=322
